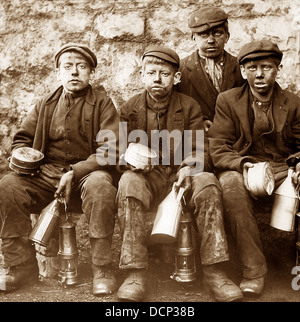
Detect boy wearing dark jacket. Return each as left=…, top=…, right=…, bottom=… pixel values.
left=116, top=45, right=242, bottom=302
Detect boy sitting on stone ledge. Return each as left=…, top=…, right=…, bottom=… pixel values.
left=115, top=45, right=243, bottom=302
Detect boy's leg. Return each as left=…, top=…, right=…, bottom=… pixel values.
left=189, top=172, right=243, bottom=302
left=0, top=171, right=56, bottom=291
left=116, top=169, right=169, bottom=301
left=219, top=170, right=267, bottom=295
left=77, top=170, right=118, bottom=295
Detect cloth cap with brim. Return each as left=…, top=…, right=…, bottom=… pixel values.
left=54, top=43, right=97, bottom=68
left=142, top=45, right=180, bottom=67
left=238, top=40, right=283, bottom=64
left=188, top=7, right=228, bottom=33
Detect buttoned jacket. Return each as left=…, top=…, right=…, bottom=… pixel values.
left=177, top=50, right=245, bottom=122
left=119, top=89, right=212, bottom=173
left=12, top=85, right=120, bottom=182
left=208, top=82, right=300, bottom=173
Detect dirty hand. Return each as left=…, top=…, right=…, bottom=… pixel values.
left=242, top=162, right=255, bottom=191
left=204, top=120, right=213, bottom=133
left=174, top=166, right=192, bottom=194
left=291, top=163, right=300, bottom=188
left=54, top=170, right=74, bottom=205
left=129, top=164, right=155, bottom=173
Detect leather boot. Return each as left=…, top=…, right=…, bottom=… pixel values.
left=92, top=264, right=117, bottom=296
left=239, top=276, right=265, bottom=295
left=0, top=257, right=39, bottom=292
left=117, top=269, right=147, bottom=302
left=202, top=264, right=243, bottom=302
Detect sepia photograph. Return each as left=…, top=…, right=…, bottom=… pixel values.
left=0, top=0, right=300, bottom=308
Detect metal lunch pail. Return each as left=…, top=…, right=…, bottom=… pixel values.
left=150, top=186, right=185, bottom=244
left=9, top=147, right=44, bottom=176
left=247, top=162, right=275, bottom=197
left=270, top=169, right=300, bottom=232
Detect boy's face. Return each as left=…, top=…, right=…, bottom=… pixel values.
left=141, top=62, right=181, bottom=100
left=241, top=58, right=281, bottom=98
left=193, top=26, right=229, bottom=59
left=56, top=51, right=93, bottom=93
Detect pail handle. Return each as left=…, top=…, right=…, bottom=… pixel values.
left=296, top=182, right=300, bottom=200
left=172, top=184, right=185, bottom=204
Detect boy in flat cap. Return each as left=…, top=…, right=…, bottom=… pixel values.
left=209, top=39, right=300, bottom=296
left=177, top=6, right=244, bottom=132
left=116, top=45, right=243, bottom=302
left=0, top=42, right=120, bottom=296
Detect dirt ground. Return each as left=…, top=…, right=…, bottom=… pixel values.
left=0, top=199, right=300, bottom=304
left=0, top=252, right=299, bottom=303
left=1, top=225, right=300, bottom=304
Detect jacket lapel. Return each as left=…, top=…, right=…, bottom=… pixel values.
left=187, top=52, right=218, bottom=107
left=232, top=84, right=253, bottom=140
left=130, top=90, right=147, bottom=131
left=222, top=52, right=238, bottom=91
left=272, top=83, right=288, bottom=132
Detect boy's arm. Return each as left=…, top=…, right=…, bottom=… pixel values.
left=208, top=93, right=256, bottom=173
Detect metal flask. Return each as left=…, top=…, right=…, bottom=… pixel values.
left=171, top=212, right=197, bottom=283
left=150, top=187, right=185, bottom=244
left=58, top=216, right=79, bottom=286
left=29, top=198, right=64, bottom=247
left=270, top=169, right=300, bottom=232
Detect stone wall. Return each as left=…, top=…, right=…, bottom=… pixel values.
left=0, top=0, right=300, bottom=172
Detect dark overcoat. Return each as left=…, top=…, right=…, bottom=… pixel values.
left=177, top=50, right=245, bottom=122
left=208, top=82, right=300, bottom=173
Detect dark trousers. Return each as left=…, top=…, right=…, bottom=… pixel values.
left=0, top=164, right=117, bottom=267
left=116, top=169, right=229, bottom=270
left=219, top=171, right=268, bottom=279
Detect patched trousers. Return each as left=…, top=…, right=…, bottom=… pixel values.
left=0, top=164, right=117, bottom=267
left=116, top=169, right=229, bottom=270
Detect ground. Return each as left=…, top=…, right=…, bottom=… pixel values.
left=1, top=209, right=300, bottom=303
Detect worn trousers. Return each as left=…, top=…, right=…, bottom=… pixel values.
left=116, top=169, right=229, bottom=270
left=218, top=171, right=269, bottom=279
left=0, top=165, right=117, bottom=267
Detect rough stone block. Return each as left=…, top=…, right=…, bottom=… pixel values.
left=95, top=12, right=144, bottom=39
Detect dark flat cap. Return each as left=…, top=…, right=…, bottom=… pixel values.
left=238, top=40, right=283, bottom=64
left=54, top=43, right=97, bottom=68
left=188, top=7, right=228, bottom=33
left=142, top=45, right=180, bottom=67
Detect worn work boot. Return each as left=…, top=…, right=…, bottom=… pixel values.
left=0, top=257, right=39, bottom=292
left=117, top=269, right=147, bottom=302
left=239, top=276, right=265, bottom=296
left=202, top=264, right=243, bottom=302
left=92, top=264, right=118, bottom=296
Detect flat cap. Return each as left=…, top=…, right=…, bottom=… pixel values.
left=188, top=7, right=228, bottom=33
left=238, top=40, right=283, bottom=64
left=142, top=45, right=180, bottom=67
left=54, top=43, right=97, bottom=68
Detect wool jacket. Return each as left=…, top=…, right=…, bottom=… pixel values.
left=177, top=50, right=245, bottom=122
left=208, top=82, right=300, bottom=173
left=119, top=89, right=212, bottom=173
left=12, top=85, right=120, bottom=182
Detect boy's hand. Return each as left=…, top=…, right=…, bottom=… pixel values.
left=174, top=166, right=192, bottom=194
left=54, top=170, right=74, bottom=205
left=292, top=163, right=300, bottom=189
left=242, top=162, right=254, bottom=191
left=204, top=120, right=213, bottom=133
